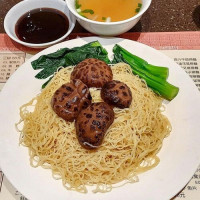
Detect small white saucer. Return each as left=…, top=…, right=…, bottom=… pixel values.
left=4, top=0, right=76, bottom=48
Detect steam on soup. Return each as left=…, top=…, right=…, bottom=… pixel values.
left=75, top=0, right=142, bottom=22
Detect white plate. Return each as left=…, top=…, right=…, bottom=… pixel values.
left=0, top=37, right=200, bottom=200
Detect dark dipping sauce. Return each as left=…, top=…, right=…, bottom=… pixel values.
left=15, top=8, right=69, bottom=44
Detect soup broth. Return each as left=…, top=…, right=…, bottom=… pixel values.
left=75, top=0, right=142, bottom=22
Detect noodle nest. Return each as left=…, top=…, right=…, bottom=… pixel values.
left=17, top=63, right=171, bottom=193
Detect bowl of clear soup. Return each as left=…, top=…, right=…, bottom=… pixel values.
left=66, top=0, right=152, bottom=36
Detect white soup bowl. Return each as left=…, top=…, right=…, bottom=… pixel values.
left=66, top=0, right=152, bottom=36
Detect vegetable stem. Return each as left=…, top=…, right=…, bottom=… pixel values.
left=114, top=44, right=169, bottom=80
left=112, top=44, right=179, bottom=101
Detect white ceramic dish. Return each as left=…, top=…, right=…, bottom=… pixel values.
left=66, top=0, right=151, bottom=36
left=0, top=37, right=200, bottom=200
left=4, top=0, right=76, bottom=48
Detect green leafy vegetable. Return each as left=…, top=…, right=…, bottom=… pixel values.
left=32, top=48, right=70, bottom=70
left=77, top=12, right=88, bottom=18
left=113, top=45, right=169, bottom=80
left=112, top=44, right=179, bottom=101
left=75, top=0, right=81, bottom=9
left=32, top=41, right=179, bottom=101
left=82, top=9, right=94, bottom=14
left=75, top=1, right=94, bottom=17
left=31, top=41, right=110, bottom=80
left=102, top=17, right=106, bottom=21
left=135, top=3, right=142, bottom=13
left=135, top=8, right=140, bottom=13
left=35, top=59, right=66, bottom=79
left=145, top=64, right=169, bottom=80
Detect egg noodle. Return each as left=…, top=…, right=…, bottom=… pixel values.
left=17, top=63, right=171, bottom=193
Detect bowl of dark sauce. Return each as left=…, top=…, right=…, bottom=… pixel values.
left=4, top=0, right=76, bottom=48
